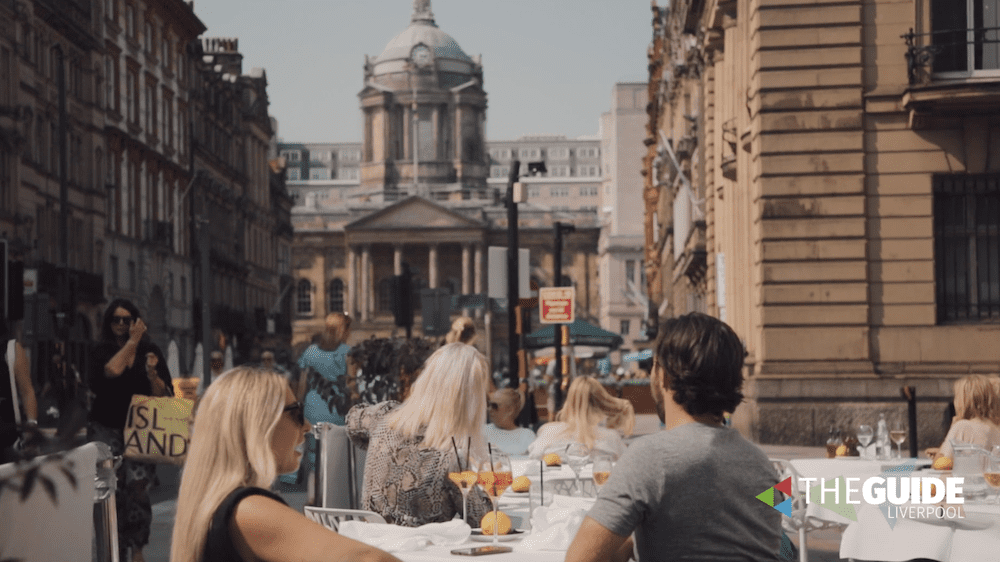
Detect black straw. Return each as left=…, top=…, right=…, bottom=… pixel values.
left=452, top=437, right=462, bottom=471
left=466, top=436, right=471, bottom=472
left=540, top=460, right=544, bottom=505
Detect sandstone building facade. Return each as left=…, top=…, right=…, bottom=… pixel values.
left=644, top=0, right=1000, bottom=447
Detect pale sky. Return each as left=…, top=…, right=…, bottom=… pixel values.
left=193, top=0, right=653, bottom=143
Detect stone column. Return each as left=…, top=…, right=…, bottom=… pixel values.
left=428, top=243, right=438, bottom=289
left=473, top=244, right=483, bottom=318
left=394, top=245, right=403, bottom=276
left=347, top=245, right=356, bottom=317
left=432, top=106, right=440, bottom=160
left=461, top=243, right=471, bottom=316
left=361, top=245, right=371, bottom=322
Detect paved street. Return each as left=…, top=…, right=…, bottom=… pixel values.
left=141, top=416, right=846, bottom=562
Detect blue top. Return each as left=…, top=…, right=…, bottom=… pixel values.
left=299, top=343, right=352, bottom=426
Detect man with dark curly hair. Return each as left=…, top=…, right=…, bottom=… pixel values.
left=566, top=312, right=781, bottom=562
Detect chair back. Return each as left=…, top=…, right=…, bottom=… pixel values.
left=303, top=506, right=386, bottom=532
left=313, top=422, right=366, bottom=508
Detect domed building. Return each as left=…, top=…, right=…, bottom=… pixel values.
left=286, top=0, right=606, bottom=379
left=359, top=0, right=489, bottom=200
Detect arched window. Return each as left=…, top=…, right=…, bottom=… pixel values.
left=328, top=278, right=344, bottom=313
left=296, top=279, right=312, bottom=315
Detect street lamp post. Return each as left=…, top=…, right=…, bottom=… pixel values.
left=552, top=221, right=574, bottom=413
left=505, top=160, right=521, bottom=389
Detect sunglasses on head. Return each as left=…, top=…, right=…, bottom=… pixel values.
left=111, top=315, right=134, bottom=325
left=283, top=401, right=305, bottom=426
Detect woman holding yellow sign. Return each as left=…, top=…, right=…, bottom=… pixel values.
left=88, top=298, right=173, bottom=562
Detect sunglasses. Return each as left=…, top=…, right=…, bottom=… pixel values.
left=283, top=401, right=306, bottom=426
left=488, top=402, right=500, bottom=410
left=111, top=315, right=134, bottom=325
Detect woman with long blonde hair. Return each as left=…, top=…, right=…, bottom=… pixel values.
left=931, top=374, right=1000, bottom=460
left=170, top=366, right=399, bottom=562
left=527, top=376, right=634, bottom=460
left=347, top=343, right=493, bottom=527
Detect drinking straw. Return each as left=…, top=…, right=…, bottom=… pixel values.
left=452, top=437, right=462, bottom=471
left=488, top=442, right=495, bottom=472
left=466, top=436, right=471, bottom=471
left=540, top=460, right=544, bottom=505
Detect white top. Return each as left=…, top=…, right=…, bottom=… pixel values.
left=939, top=418, right=1000, bottom=458
left=482, top=423, right=537, bottom=456
left=526, top=421, right=627, bottom=460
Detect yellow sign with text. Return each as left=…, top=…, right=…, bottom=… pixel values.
left=123, top=395, right=194, bottom=465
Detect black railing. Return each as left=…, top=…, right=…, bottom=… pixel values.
left=902, top=27, right=1000, bottom=84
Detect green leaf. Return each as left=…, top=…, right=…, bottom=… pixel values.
left=19, top=467, right=39, bottom=502
left=59, top=465, right=78, bottom=490
left=38, top=475, right=57, bottom=505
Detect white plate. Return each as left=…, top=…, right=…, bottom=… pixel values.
left=470, top=529, right=525, bottom=542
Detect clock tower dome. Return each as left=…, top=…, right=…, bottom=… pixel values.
left=359, top=0, right=488, bottom=201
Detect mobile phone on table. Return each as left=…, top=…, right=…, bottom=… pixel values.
left=451, top=545, right=513, bottom=556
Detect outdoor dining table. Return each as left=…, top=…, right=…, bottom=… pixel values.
left=787, top=457, right=1000, bottom=562
left=365, top=493, right=596, bottom=562
left=839, top=503, right=1000, bottom=562
left=788, top=456, right=933, bottom=525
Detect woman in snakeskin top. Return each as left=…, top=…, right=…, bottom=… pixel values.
left=347, top=343, right=493, bottom=527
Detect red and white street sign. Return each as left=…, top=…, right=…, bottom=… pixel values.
left=539, top=287, right=575, bottom=324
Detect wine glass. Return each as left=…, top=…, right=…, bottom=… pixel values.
left=478, top=450, right=513, bottom=546
left=857, top=425, right=873, bottom=459
left=563, top=443, right=591, bottom=497
left=987, top=449, right=1000, bottom=505
left=592, top=454, right=612, bottom=494
left=890, top=422, right=907, bottom=459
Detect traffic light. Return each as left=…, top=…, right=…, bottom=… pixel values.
left=391, top=265, right=413, bottom=328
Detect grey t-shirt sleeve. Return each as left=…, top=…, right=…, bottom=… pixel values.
left=586, top=438, right=659, bottom=537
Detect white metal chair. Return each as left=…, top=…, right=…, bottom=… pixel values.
left=303, top=506, right=387, bottom=532
left=769, top=458, right=848, bottom=562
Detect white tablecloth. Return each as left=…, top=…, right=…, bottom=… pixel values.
left=840, top=503, right=1000, bottom=562
left=788, top=457, right=932, bottom=526
left=372, top=494, right=595, bottom=562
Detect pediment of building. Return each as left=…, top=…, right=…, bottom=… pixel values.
left=345, top=196, right=483, bottom=231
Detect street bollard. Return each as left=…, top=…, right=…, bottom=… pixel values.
left=93, top=442, right=120, bottom=562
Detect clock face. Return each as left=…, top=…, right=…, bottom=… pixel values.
left=411, top=45, right=431, bottom=67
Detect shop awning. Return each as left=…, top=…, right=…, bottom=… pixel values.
left=523, top=319, right=624, bottom=350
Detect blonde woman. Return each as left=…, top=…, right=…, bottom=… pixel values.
left=527, top=376, right=635, bottom=460
left=347, top=343, right=493, bottom=527
left=483, top=388, right=536, bottom=455
left=444, top=316, right=477, bottom=345
left=170, top=366, right=399, bottom=562
left=932, top=374, right=1000, bottom=460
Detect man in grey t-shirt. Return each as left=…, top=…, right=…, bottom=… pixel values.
left=566, top=313, right=781, bottom=562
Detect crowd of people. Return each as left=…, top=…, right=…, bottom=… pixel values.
left=6, top=300, right=1000, bottom=562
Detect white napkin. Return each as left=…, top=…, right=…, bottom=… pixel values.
left=337, top=519, right=471, bottom=552
left=520, top=495, right=595, bottom=551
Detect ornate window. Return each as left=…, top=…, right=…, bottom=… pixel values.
left=933, top=174, right=1000, bottom=323
left=932, top=0, right=1000, bottom=76
left=296, top=279, right=313, bottom=315
left=328, top=279, right=345, bottom=313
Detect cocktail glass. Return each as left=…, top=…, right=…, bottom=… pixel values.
left=478, top=451, right=512, bottom=546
